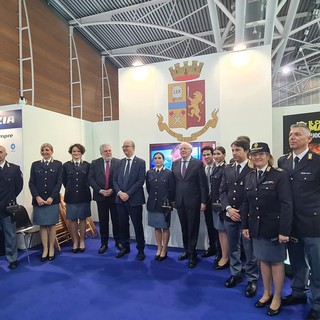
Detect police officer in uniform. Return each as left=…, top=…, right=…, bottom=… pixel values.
left=220, top=139, right=259, bottom=297
left=242, top=142, right=293, bottom=316
left=278, top=122, right=320, bottom=320
left=29, top=143, right=62, bottom=262
left=0, top=145, right=23, bottom=269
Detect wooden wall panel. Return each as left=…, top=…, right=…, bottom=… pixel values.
left=0, top=0, right=119, bottom=122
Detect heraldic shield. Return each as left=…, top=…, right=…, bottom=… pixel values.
left=168, top=79, right=206, bottom=129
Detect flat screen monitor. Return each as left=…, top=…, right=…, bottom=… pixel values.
left=149, top=141, right=216, bottom=170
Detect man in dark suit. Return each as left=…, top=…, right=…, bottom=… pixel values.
left=0, top=145, right=23, bottom=269
left=88, top=144, right=120, bottom=254
left=220, top=140, right=259, bottom=297
left=201, top=146, right=219, bottom=258
left=278, top=122, right=320, bottom=320
left=172, top=142, right=208, bottom=268
left=113, top=140, right=146, bottom=261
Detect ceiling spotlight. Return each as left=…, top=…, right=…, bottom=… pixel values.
left=233, top=44, right=247, bottom=51
left=132, top=60, right=143, bottom=67
left=282, top=66, right=291, bottom=75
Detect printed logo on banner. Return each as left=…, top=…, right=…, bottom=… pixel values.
left=157, top=61, right=219, bottom=142
left=0, top=110, right=22, bottom=129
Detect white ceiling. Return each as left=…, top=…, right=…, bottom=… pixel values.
left=45, top=0, right=320, bottom=106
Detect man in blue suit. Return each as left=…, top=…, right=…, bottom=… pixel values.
left=113, top=140, right=146, bottom=261
left=0, top=145, right=23, bottom=270
left=278, top=122, right=320, bottom=320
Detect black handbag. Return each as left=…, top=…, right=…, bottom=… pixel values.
left=6, top=203, right=20, bottom=216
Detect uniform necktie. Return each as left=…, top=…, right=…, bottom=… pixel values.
left=206, top=166, right=212, bottom=192
left=257, top=170, right=263, bottom=183
left=182, top=160, right=187, bottom=178
left=75, top=162, right=79, bottom=167
left=235, top=164, right=241, bottom=178
left=45, top=161, right=49, bottom=166
left=105, top=160, right=110, bottom=189
left=293, top=156, right=299, bottom=169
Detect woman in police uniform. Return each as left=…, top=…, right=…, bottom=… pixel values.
left=63, top=143, right=91, bottom=253
left=211, top=146, right=229, bottom=269
left=29, top=143, right=63, bottom=262
left=242, top=142, right=293, bottom=316
left=146, top=152, right=175, bottom=261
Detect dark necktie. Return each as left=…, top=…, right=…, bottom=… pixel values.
left=123, top=159, right=131, bottom=189
left=182, top=161, right=187, bottom=178
left=235, top=164, right=241, bottom=178
left=206, top=166, right=212, bottom=192
left=257, top=170, right=263, bottom=183
left=105, top=161, right=110, bottom=189
left=293, top=156, right=300, bottom=169
left=156, top=169, right=160, bottom=174
left=75, top=162, right=79, bottom=167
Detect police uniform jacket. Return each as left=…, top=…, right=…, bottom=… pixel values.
left=62, top=160, right=91, bottom=204
left=211, top=161, right=226, bottom=204
left=146, top=168, right=175, bottom=212
left=29, top=160, right=63, bottom=206
left=0, top=161, right=23, bottom=218
left=241, top=166, right=293, bottom=239
left=278, top=150, right=320, bottom=237
left=219, top=161, right=254, bottom=222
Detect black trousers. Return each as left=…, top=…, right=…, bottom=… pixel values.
left=177, top=205, right=200, bottom=255
left=117, top=202, right=145, bottom=251
left=204, top=201, right=220, bottom=251
left=96, top=200, right=120, bottom=246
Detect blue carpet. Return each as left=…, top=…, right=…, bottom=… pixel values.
left=0, top=236, right=310, bottom=320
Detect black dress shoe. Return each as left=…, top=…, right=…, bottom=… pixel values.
left=48, top=255, right=55, bottom=261
left=225, top=275, right=243, bottom=288
left=72, top=248, right=79, bottom=253
left=255, top=295, right=273, bottom=308
left=188, top=255, right=197, bottom=268
left=137, top=250, right=145, bottom=261
left=8, top=261, right=18, bottom=269
left=201, top=248, right=216, bottom=258
left=178, top=252, right=188, bottom=261
left=98, top=245, right=108, bottom=254
left=158, top=253, right=167, bottom=262
left=267, top=305, right=281, bottom=316
left=245, top=281, right=257, bottom=297
left=307, top=309, right=320, bottom=320
left=116, top=247, right=130, bottom=258
left=281, top=294, right=307, bottom=306
left=115, top=242, right=121, bottom=250
left=214, top=260, right=230, bottom=270
left=40, top=255, right=48, bottom=262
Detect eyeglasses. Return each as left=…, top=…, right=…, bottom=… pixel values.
left=179, top=147, right=191, bottom=151
left=122, top=145, right=132, bottom=149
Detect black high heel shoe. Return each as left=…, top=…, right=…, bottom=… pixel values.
left=72, top=248, right=79, bottom=253
left=48, top=254, right=55, bottom=261
left=255, top=295, right=273, bottom=308
left=40, top=255, right=48, bottom=262
left=267, top=305, right=281, bottom=316
left=79, top=248, right=85, bottom=253
left=154, top=255, right=160, bottom=260
left=158, top=252, right=167, bottom=261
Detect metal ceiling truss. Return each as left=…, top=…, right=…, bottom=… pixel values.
left=46, top=0, right=320, bottom=107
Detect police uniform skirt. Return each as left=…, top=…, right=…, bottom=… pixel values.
left=33, top=204, right=59, bottom=226
left=213, top=209, right=225, bottom=231
left=66, top=202, right=91, bottom=220
left=148, top=211, right=171, bottom=229
left=253, top=237, right=287, bottom=263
